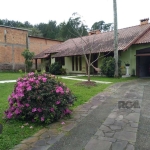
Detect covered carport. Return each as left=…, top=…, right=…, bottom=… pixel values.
left=136, top=50, right=150, bottom=77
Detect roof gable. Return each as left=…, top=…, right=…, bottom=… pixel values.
left=135, top=29, right=150, bottom=44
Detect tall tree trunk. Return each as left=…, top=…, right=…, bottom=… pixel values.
left=87, top=53, right=92, bottom=82
left=87, top=64, right=90, bottom=82
left=113, top=0, right=118, bottom=77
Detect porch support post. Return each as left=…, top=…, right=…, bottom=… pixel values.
left=35, top=59, right=37, bottom=70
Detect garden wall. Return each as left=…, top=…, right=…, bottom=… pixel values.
left=0, top=26, right=61, bottom=71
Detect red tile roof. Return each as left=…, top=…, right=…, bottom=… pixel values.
left=53, top=24, right=150, bottom=57
left=135, top=30, right=150, bottom=44
left=35, top=23, right=150, bottom=58
left=33, top=50, right=50, bottom=59
left=34, top=44, right=62, bottom=59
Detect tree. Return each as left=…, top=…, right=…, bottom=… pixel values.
left=37, top=21, right=59, bottom=39
left=113, top=0, right=119, bottom=77
left=24, top=21, right=33, bottom=28
left=69, top=13, right=104, bottom=82
left=28, top=27, right=43, bottom=37
left=58, top=16, right=88, bottom=41
left=22, top=49, right=34, bottom=73
left=91, top=21, right=113, bottom=32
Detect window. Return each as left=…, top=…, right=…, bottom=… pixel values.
left=76, top=56, right=78, bottom=71
left=72, top=56, right=82, bottom=71
left=79, top=56, right=82, bottom=71
left=72, top=56, right=74, bottom=71
left=55, top=57, right=65, bottom=65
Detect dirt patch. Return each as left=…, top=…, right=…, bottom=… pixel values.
left=76, top=81, right=97, bottom=87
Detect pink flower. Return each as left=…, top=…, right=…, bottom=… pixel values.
left=15, top=108, right=21, bottom=115
left=27, top=86, right=32, bottom=91
left=18, top=93, right=24, bottom=98
left=37, top=108, right=42, bottom=112
left=25, top=103, right=30, bottom=107
left=10, top=106, right=15, bottom=111
left=7, top=112, right=13, bottom=119
left=23, top=78, right=27, bottom=81
left=56, top=86, right=64, bottom=94
left=50, top=108, right=54, bottom=112
left=17, top=82, right=24, bottom=87
left=38, top=76, right=42, bottom=80
left=17, top=102, right=22, bottom=107
left=9, top=99, right=13, bottom=105
left=56, top=101, right=60, bottom=105
left=29, top=78, right=34, bottom=82
left=32, top=108, right=37, bottom=112
left=64, top=108, right=71, bottom=114
left=28, top=72, right=34, bottom=76
left=41, top=117, right=44, bottom=121
left=56, top=89, right=59, bottom=93
left=36, top=80, right=40, bottom=84
left=42, top=78, right=47, bottom=82
left=13, top=94, right=19, bottom=99
left=61, top=122, right=65, bottom=125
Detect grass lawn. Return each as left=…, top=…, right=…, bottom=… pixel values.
left=59, top=78, right=110, bottom=108
left=0, top=72, right=24, bottom=81
left=0, top=83, right=44, bottom=150
left=0, top=73, right=137, bottom=149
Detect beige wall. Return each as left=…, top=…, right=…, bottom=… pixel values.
left=41, top=44, right=150, bottom=75
left=62, top=56, right=86, bottom=74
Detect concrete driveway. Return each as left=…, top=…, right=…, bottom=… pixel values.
left=12, top=79, right=150, bottom=150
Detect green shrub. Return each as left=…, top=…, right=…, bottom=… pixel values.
left=101, top=57, right=121, bottom=77
left=49, top=62, right=62, bottom=75
left=21, top=49, right=34, bottom=73
left=4, top=72, right=76, bottom=124
left=60, top=68, right=67, bottom=75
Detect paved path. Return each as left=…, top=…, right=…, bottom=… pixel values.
left=0, top=76, right=112, bottom=84
left=135, top=82, right=150, bottom=149
left=12, top=79, right=150, bottom=150
left=61, top=76, right=112, bottom=84
left=0, top=80, right=16, bottom=83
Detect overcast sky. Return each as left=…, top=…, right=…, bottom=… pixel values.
left=1, top=0, right=150, bottom=29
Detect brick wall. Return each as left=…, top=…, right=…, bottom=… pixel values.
left=29, top=36, right=61, bottom=55
left=29, top=36, right=62, bottom=70
left=0, top=26, right=61, bottom=71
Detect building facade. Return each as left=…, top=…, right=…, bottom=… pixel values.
left=34, top=19, right=150, bottom=77
left=0, top=25, right=62, bottom=71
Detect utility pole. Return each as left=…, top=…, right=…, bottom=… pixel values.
left=113, top=0, right=118, bottom=77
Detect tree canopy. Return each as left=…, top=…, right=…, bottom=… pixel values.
left=0, top=17, right=112, bottom=41
left=91, top=20, right=113, bottom=32
left=58, top=17, right=88, bottom=40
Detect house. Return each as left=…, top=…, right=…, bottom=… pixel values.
left=34, top=18, right=150, bottom=77
left=0, top=25, right=62, bottom=71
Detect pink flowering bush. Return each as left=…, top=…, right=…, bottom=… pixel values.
left=4, top=73, right=76, bottom=124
